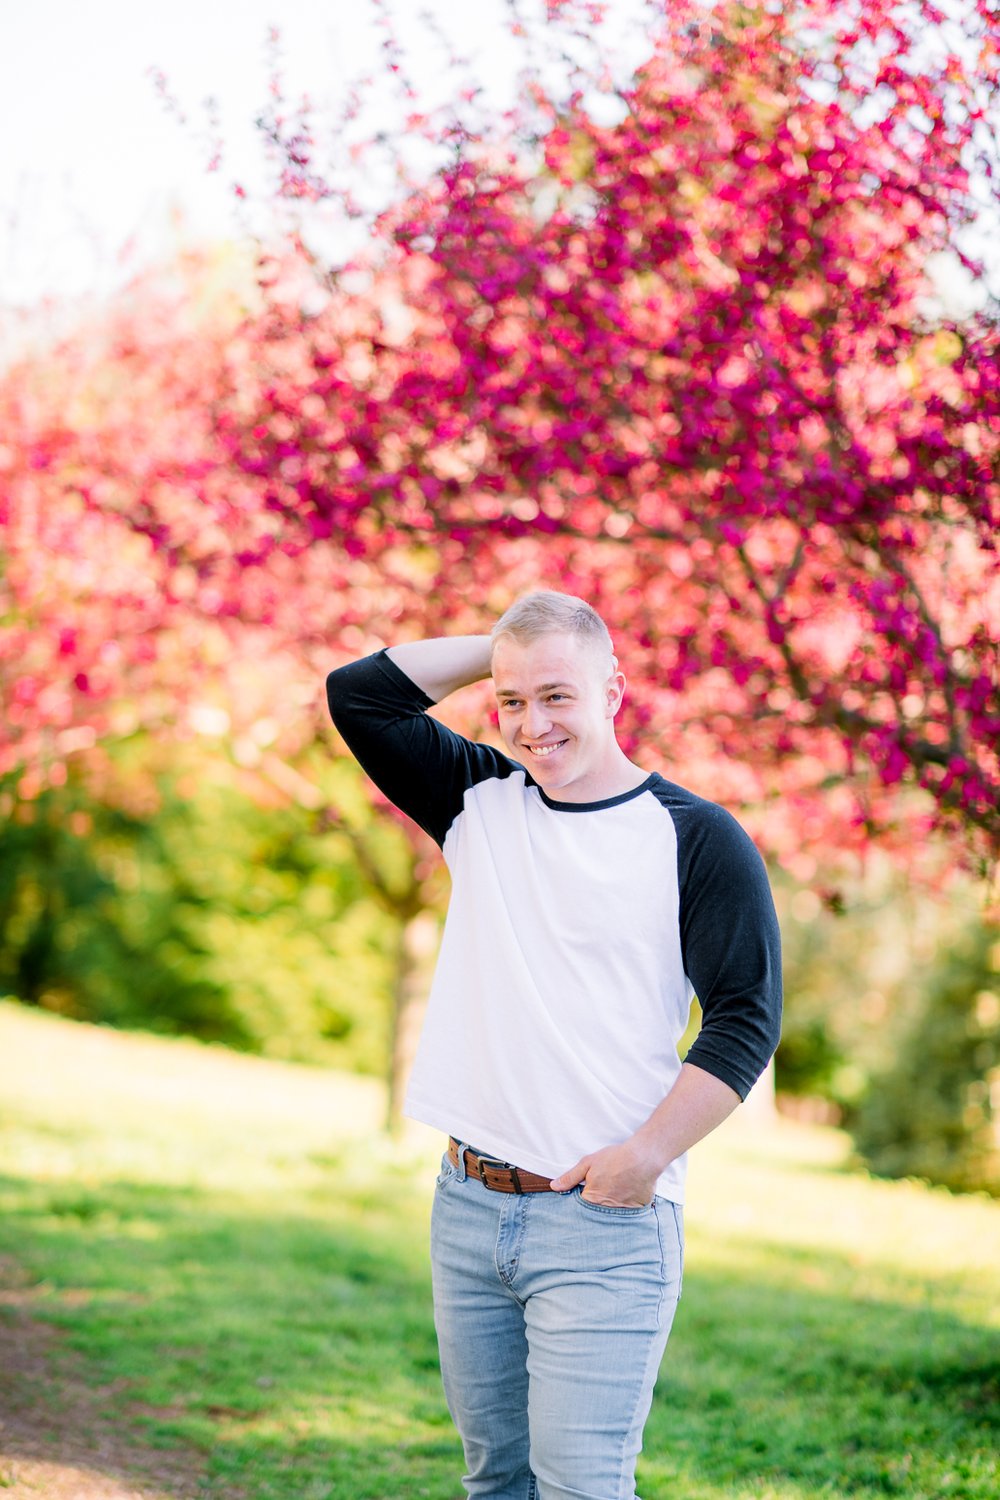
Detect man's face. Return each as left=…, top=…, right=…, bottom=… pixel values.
left=491, top=630, right=625, bottom=802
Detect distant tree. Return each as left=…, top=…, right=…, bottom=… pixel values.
left=0, top=740, right=410, bottom=1072
left=851, top=917, right=1000, bottom=1195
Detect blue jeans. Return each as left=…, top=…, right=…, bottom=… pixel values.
left=430, top=1145, right=684, bottom=1500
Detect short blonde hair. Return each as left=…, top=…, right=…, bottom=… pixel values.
left=491, top=590, right=613, bottom=661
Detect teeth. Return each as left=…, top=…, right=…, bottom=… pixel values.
left=529, top=742, right=564, bottom=757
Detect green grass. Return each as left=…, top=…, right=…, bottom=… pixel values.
left=1, top=998, right=998, bottom=1499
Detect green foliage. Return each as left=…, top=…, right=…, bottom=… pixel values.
left=773, top=868, right=989, bottom=1116
left=774, top=1013, right=843, bottom=1098
left=772, top=874, right=909, bottom=1109
left=850, top=921, right=1000, bottom=1196
left=0, top=746, right=401, bottom=1073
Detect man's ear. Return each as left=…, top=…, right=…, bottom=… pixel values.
left=606, top=669, right=626, bottom=717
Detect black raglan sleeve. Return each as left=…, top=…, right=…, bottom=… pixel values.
left=326, top=650, right=518, bottom=848
left=673, top=799, right=783, bottom=1099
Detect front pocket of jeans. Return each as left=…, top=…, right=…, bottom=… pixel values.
left=435, top=1154, right=458, bottom=1188
left=576, top=1193, right=652, bottom=1218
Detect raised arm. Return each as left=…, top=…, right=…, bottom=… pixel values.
left=386, top=636, right=493, bottom=704
left=327, top=643, right=515, bottom=848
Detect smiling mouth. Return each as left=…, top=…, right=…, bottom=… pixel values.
left=525, top=740, right=568, bottom=758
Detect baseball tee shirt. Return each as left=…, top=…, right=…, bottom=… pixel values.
left=327, top=650, right=782, bottom=1204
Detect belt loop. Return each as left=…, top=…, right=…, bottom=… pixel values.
left=453, top=1138, right=468, bottom=1183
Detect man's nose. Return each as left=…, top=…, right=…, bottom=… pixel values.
left=523, top=700, right=552, bottom=738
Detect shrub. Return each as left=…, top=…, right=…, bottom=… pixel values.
left=850, top=921, right=1000, bottom=1195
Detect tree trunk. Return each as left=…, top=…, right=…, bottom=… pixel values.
left=741, top=1056, right=777, bottom=1125
left=386, top=910, right=438, bottom=1134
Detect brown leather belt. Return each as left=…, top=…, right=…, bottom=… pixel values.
left=448, top=1137, right=555, bottom=1194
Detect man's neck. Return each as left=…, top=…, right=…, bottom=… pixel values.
left=544, top=755, right=648, bottom=804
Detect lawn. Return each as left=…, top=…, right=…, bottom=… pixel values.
left=0, top=998, right=997, bottom=1499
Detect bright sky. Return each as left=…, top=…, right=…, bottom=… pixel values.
left=0, top=0, right=993, bottom=316
left=0, top=0, right=592, bottom=309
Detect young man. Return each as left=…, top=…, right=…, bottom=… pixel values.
left=326, top=590, right=782, bottom=1500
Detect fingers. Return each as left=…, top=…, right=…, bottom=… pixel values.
left=550, top=1156, right=590, bottom=1192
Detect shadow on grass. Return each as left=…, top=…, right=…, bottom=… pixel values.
left=646, top=1245, right=1000, bottom=1500
left=0, top=1168, right=459, bottom=1500
left=1, top=1170, right=998, bottom=1500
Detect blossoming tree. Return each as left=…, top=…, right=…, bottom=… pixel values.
left=212, top=0, right=999, bottom=867
left=2, top=0, right=997, bottom=876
